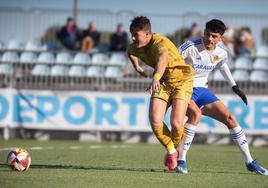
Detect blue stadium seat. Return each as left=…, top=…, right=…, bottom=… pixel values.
left=7, top=40, right=23, bottom=50
left=253, top=58, right=268, bottom=71
left=73, top=53, right=91, bottom=64
left=20, top=52, right=38, bottom=64
left=250, top=70, right=268, bottom=82
left=1, top=52, right=19, bottom=63
left=38, top=52, right=55, bottom=64
left=87, top=53, right=109, bottom=77
left=256, top=46, right=268, bottom=58
left=109, top=52, right=128, bottom=65
left=32, top=64, right=50, bottom=76
left=25, top=40, right=42, bottom=51
left=91, top=53, right=109, bottom=64
left=232, top=70, right=250, bottom=81
left=51, top=65, right=68, bottom=76
left=56, top=52, right=73, bottom=64
left=234, top=57, right=252, bottom=70
left=104, top=67, right=123, bottom=78
left=0, top=64, right=13, bottom=75
left=213, top=70, right=225, bottom=81
left=69, top=65, right=86, bottom=77
left=87, top=66, right=103, bottom=77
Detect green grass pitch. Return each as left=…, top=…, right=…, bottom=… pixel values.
left=0, top=140, right=268, bottom=188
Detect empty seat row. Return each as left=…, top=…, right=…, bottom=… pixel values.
left=32, top=64, right=124, bottom=78
left=234, top=57, right=268, bottom=70
left=0, top=63, right=124, bottom=78
left=0, top=40, right=44, bottom=51
left=212, top=70, right=268, bottom=82
left=0, top=51, right=129, bottom=65
left=5, top=51, right=268, bottom=70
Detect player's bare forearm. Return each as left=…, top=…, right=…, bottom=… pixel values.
left=154, top=51, right=168, bottom=78
left=128, top=54, right=147, bottom=77
left=147, top=51, right=168, bottom=94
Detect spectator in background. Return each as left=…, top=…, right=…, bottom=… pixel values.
left=80, top=22, right=100, bottom=53
left=236, top=27, right=255, bottom=56
left=57, top=17, right=79, bottom=50
left=190, top=22, right=202, bottom=38
left=222, top=25, right=236, bottom=57
left=109, top=24, right=129, bottom=51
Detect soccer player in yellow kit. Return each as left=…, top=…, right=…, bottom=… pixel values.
left=128, top=16, right=194, bottom=171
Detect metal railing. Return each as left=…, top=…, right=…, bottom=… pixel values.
left=1, top=60, right=268, bottom=94
left=1, top=7, right=268, bottom=47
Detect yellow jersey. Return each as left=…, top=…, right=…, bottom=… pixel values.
left=128, top=33, right=194, bottom=79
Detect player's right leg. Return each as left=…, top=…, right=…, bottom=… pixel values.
left=149, top=97, right=177, bottom=171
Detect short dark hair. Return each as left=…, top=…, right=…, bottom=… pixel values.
left=130, top=16, right=151, bottom=33
left=205, top=19, right=226, bottom=35
left=67, top=17, right=73, bottom=23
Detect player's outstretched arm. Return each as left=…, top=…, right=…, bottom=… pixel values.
left=128, top=53, right=147, bottom=77
left=219, top=63, right=248, bottom=105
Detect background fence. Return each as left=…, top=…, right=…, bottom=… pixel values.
left=1, top=7, right=268, bottom=46
left=0, top=7, right=268, bottom=145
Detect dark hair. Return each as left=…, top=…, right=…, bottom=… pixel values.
left=205, top=19, right=226, bottom=35
left=130, top=16, right=151, bottom=33
left=67, top=17, right=73, bottom=23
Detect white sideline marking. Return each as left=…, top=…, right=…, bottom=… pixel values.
left=111, top=145, right=127, bottom=148
left=30, top=147, right=43, bottom=150
left=89, top=145, right=103, bottom=149
left=0, top=148, right=10, bottom=151
left=0, top=145, right=129, bottom=151
left=70, top=146, right=82, bottom=150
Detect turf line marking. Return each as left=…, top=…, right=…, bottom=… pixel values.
left=0, top=145, right=129, bottom=151
left=70, top=146, right=82, bottom=149
left=30, top=147, right=43, bottom=150
left=89, top=145, right=103, bottom=149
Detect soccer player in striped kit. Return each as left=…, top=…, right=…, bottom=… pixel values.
left=176, top=19, right=268, bottom=175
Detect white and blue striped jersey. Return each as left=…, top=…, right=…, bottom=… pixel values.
left=179, top=37, right=233, bottom=88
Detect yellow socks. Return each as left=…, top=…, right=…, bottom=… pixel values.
left=152, top=123, right=184, bottom=152
left=153, top=124, right=174, bottom=152
left=171, top=127, right=184, bottom=148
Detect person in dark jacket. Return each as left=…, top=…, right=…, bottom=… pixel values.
left=109, top=24, right=129, bottom=51
left=57, top=17, right=79, bottom=50
left=81, top=22, right=100, bottom=53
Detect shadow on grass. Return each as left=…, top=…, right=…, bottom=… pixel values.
left=0, top=163, right=250, bottom=175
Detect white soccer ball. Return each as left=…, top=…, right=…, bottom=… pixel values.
left=7, top=148, right=31, bottom=172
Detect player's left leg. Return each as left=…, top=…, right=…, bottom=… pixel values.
left=202, top=101, right=268, bottom=175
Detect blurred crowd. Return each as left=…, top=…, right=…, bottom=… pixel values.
left=57, top=17, right=129, bottom=53
left=57, top=17, right=256, bottom=59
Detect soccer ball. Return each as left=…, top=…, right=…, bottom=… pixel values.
left=7, top=148, right=31, bottom=172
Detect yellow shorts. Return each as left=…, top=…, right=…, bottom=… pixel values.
left=152, top=72, right=193, bottom=104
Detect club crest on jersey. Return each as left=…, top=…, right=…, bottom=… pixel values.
left=213, top=55, right=219, bottom=62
